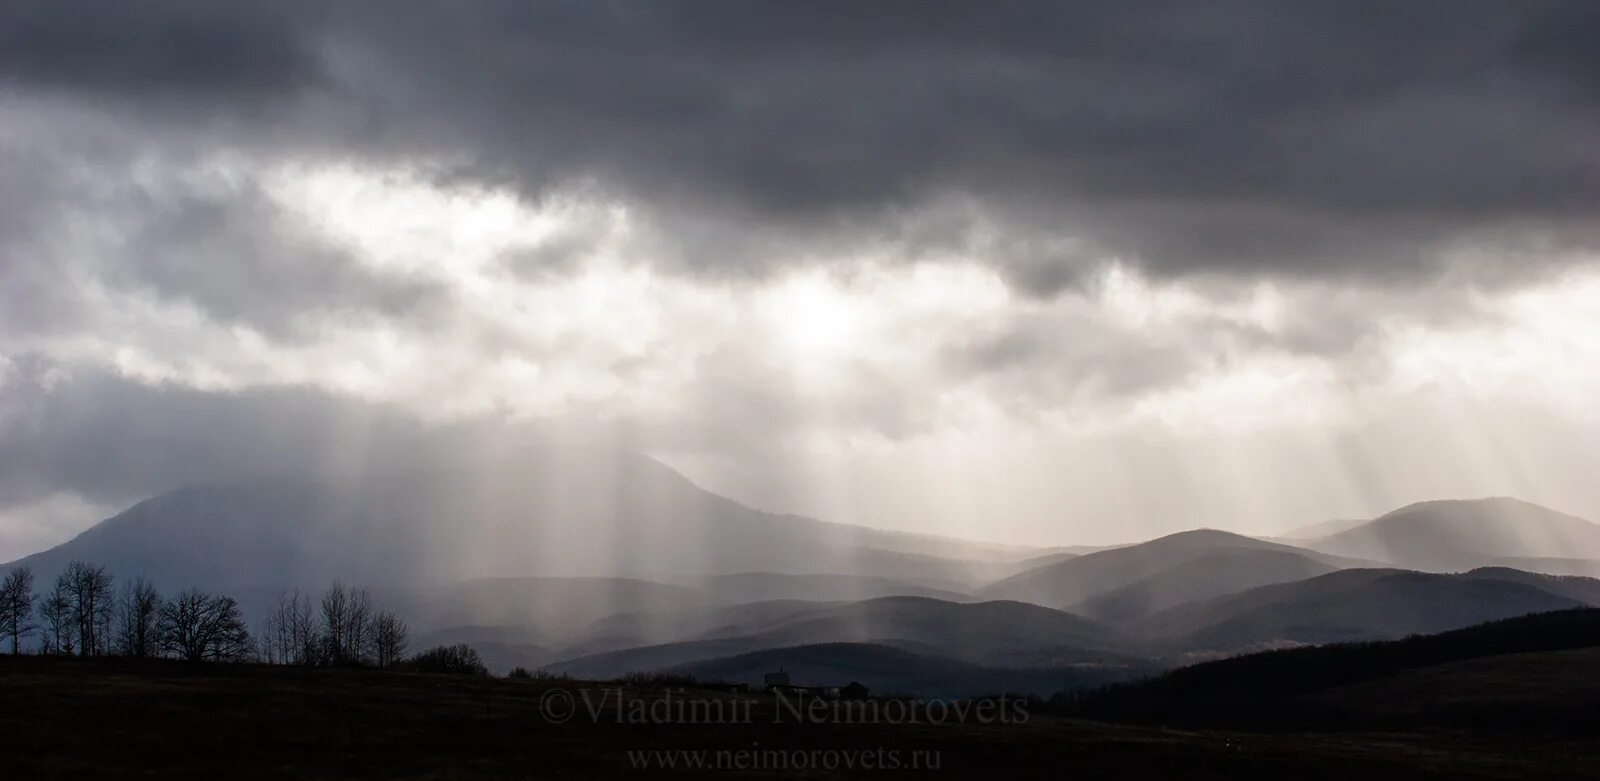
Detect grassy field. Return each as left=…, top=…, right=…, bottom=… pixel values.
left=1, top=655, right=1593, bottom=779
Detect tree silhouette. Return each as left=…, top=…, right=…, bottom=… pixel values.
left=344, top=586, right=375, bottom=664
left=116, top=577, right=163, bottom=658
left=260, top=588, right=324, bottom=665
left=287, top=590, right=319, bottom=665
left=157, top=589, right=252, bottom=662
left=0, top=567, right=36, bottom=654
left=320, top=582, right=379, bottom=664
left=408, top=644, right=488, bottom=675
left=319, top=581, right=350, bottom=663
left=373, top=610, right=409, bottom=668
left=259, top=592, right=291, bottom=664
left=37, top=581, right=74, bottom=655
left=60, top=561, right=116, bottom=657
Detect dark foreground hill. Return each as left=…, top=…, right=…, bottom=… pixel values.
left=546, top=597, right=1139, bottom=684
left=1138, top=567, right=1600, bottom=651
left=1, top=656, right=1593, bottom=780
left=666, top=641, right=1143, bottom=699
left=686, top=597, right=1123, bottom=662
left=1075, top=608, right=1600, bottom=731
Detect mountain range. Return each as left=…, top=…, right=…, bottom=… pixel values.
left=5, top=453, right=1600, bottom=692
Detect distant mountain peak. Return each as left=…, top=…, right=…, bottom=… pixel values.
left=975, top=526, right=1360, bottom=618
left=1376, top=496, right=1584, bottom=521
left=1306, top=497, right=1600, bottom=572
left=0, top=456, right=1039, bottom=592
left=1145, top=528, right=1270, bottom=546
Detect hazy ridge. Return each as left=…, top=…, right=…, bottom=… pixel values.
left=6, top=458, right=1600, bottom=692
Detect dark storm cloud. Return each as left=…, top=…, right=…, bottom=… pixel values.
left=0, top=360, right=562, bottom=512
left=0, top=1, right=323, bottom=99
left=3, top=0, right=1596, bottom=290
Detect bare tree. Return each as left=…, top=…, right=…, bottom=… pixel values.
left=320, top=581, right=350, bottom=663
left=259, top=588, right=320, bottom=665
left=408, top=644, right=488, bottom=675
left=287, top=590, right=319, bottom=665
left=60, top=561, right=116, bottom=657
left=0, top=568, right=37, bottom=654
left=373, top=610, right=409, bottom=668
left=37, top=581, right=74, bottom=655
left=116, top=578, right=163, bottom=658
left=157, top=589, right=252, bottom=662
left=258, top=600, right=288, bottom=664
left=345, top=586, right=374, bottom=664
left=319, top=582, right=378, bottom=664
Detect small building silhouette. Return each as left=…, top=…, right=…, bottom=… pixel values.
left=762, top=668, right=864, bottom=698
left=763, top=668, right=791, bottom=690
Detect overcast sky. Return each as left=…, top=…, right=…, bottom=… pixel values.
left=3, top=1, right=1599, bottom=559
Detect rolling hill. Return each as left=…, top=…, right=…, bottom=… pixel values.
left=1304, top=498, right=1600, bottom=571
left=681, top=573, right=971, bottom=603
left=387, top=576, right=718, bottom=652
left=669, top=642, right=1145, bottom=699
left=1275, top=517, right=1369, bottom=540
left=1067, top=548, right=1341, bottom=623
left=1304, top=647, right=1600, bottom=731
left=688, top=596, right=1126, bottom=665
left=977, top=529, right=1369, bottom=618
left=546, top=596, right=1136, bottom=678
left=1489, top=557, right=1600, bottom=578
left=1076, top=608, right=1600, bottom=730
left=1138, top=568, right=1600, bottom=651
left=396, top=580, right=1000, bottom=670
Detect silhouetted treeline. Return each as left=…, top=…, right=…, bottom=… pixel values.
left=3, top=562, right=126, bottom=658
left=257, top=582, right=409, bottom=668
left=1055, top=607, right=1600, bottom=729
left=0, top=562, right=420, bottom=670
left=0, top=568, right=35, bottom=655
left=404, top=644, right=488, bottom=675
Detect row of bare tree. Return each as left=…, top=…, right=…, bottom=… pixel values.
left=0, top=563, right=249, bottom=661
left=0, top=563, right=408, bottom=667
left=256, top=582, right=408, bottom=667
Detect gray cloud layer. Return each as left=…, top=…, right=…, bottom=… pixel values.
left=4, top=1, right=1597, bottom=291
left=3, top=2, right=1600, bottom=555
